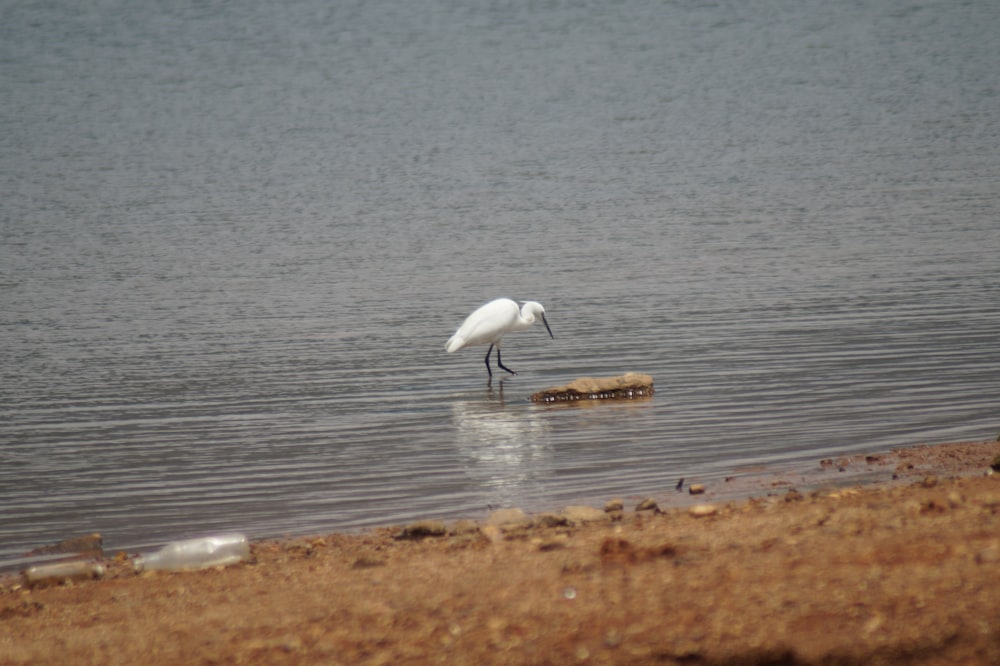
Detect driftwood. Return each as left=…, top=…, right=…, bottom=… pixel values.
left=531, top=372, right=654, bottom=403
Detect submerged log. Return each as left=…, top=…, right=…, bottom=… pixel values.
left=531, top=372, right=654, bottom=403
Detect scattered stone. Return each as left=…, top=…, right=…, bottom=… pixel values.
left=487, top=507, right=529, bottom=526
left=921, top=475, right=939, bottom=488
left=395, top=520, right=447, bottom=540
left=785, top=489, right=804, bottom=502
left=634, top=498, right=659, bottom=512
left=688, top=484, right=706, bottom=495
left=531, top=372, right=654, bottom=403
left=991, top=453, right=1000, bottom=471
left=562, top=505, right=609, bottom=525
left=688, top=504, right=718, bottom=518
left=604, top=498, right=624, bottom=513
left=535, top=513, right=569, bottom=528
left=449, top=519, right=480, bottom=536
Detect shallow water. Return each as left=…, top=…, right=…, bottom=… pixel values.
left=2, top=0, right=999, bottom=564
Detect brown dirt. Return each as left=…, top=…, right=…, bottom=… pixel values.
left=2, top=439, right=1000, bottom=665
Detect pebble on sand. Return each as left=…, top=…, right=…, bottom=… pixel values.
left=635, top=498, right=660, bottom=513
left=487, top=508, right=533, bottom=532
left=562, top=506, right=609, bottom=525
left=450, top=519, right=480, bottom=536
left=396, top=520, right=447, bottom=540
left=688, top=504, right=718, bottom=518
left=535, top=513, right=570, bottom=528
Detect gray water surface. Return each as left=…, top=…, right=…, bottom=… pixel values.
left=2, top=0, right=999, bottom=564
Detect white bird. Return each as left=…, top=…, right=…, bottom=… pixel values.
left=446, top=298, right=554, bottom=378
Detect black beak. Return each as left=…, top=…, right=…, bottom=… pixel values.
left=541, top=313, right=554, bottom=339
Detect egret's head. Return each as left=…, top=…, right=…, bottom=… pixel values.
left=522, top=301, right=553, bottom=338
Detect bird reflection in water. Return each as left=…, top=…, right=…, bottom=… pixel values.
left=450, top=397, right=552, bottom=508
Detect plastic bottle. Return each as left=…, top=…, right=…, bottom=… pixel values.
left=23, top=560, right=105, bottom=586
left=132, top=533, right=250, bottom=571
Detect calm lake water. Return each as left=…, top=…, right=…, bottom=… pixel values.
left=2, top=0, right=999, bottom=565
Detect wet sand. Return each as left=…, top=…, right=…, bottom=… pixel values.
left=2, top=439, right=999, bottom=665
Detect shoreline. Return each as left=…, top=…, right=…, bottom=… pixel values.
left=3, top=438, right=999, bottom=664
left=4, top=438, right=993, bottom=573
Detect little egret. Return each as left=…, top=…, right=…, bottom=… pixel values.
left=445, top=298, right=554, bottom=378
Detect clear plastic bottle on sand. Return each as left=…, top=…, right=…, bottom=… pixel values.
left=132, top=533, right=249, bottom=571
left=23, top=560, right=106, bottom=586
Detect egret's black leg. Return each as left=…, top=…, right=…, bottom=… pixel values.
left=496, top=347, right=517, bottom=375
left=484, top=344, right=494, bottom=378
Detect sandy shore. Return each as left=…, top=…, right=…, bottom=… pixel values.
left=2, top=439, right=999, bottom=665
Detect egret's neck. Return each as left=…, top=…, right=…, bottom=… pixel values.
left=517, top=302, right=542, bottom=327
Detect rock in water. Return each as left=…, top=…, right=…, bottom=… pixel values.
left=531, top=372, right=654, bottom=403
